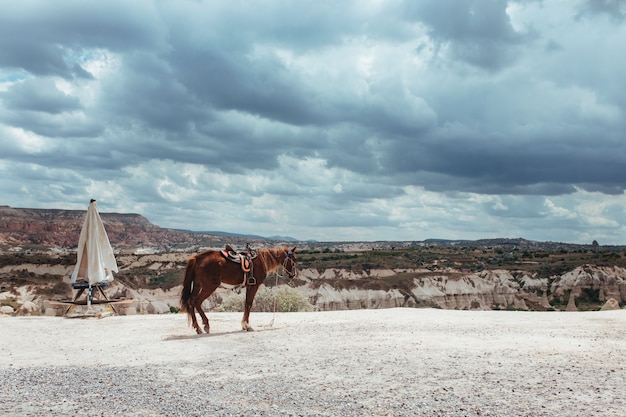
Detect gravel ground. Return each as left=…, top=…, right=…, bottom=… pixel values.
left=1, top=308, right=624, bottom=416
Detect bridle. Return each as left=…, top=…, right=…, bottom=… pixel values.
left=282, top=249, right=297, bottom=279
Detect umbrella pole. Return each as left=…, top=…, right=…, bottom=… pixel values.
left=87, top=284, right=93, bottom=312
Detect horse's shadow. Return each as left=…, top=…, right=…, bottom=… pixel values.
left=163, top=326, right=279, bottom=341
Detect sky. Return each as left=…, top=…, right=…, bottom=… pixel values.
left=1, top=0, right=625, bottom=244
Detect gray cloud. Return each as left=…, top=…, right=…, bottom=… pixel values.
left=1, top=78, right=82, bottom=113
left=0, top=0, right=165, bottom=78
left=0, top=0, right=624, bottom=244
left=405, top=0, right=527, bottom=71
left=578, top=0, right=626, bottom=21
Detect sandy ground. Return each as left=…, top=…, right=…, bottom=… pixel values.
left=1, top=308, right=624, bottom=416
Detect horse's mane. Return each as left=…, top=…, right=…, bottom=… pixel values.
left=257, top=247, right=287, bottom=274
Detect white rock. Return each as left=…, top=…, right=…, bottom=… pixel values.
left=20, top=300, right=39, bottom=314
left=1, top=305, right=15, bottom=315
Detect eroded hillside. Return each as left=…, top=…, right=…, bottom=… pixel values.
left=1, top=246, right=625, bottom=315
left=0, top=205, right=270, bottom=251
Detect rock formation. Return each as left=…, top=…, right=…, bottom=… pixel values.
left=600, top=298, right=620, bottom=311
left=0, top=205, right=199, bottom=251
left=551, top=265, right=626, bottom=305
left=2, top=206, right=625, bottom=315
left=3, top=254, right=626, bottom=316
left=565, top=289, right=578, bottom=311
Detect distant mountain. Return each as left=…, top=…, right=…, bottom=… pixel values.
left=179, top=229, right=298, bottom=242
left=1, top=205, right=621, bottom=252
left=0, top=205, right=198, bottom=250
left=0, top=205, right=300, bottom=252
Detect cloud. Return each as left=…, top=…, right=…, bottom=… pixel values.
left=578, top=0, right=626, bottom=21
left=0, top=0, right=624, bottom=244
left=0, top=0, right=165, bottom=78
left=405, top=0, right=528, bottom=71
left=1, top=77, right=81, bottom=113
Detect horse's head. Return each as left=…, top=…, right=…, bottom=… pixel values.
left=282, top=246, right=298, bottom=278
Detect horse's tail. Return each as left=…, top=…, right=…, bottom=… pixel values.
left=180, top=255, right=197, bottom=321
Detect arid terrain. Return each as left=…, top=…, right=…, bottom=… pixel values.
left=1, top=308, right=625, bottom=416
left=1, top=206, right=625, bottom=416
left=1, top=206, right=625, bottom=316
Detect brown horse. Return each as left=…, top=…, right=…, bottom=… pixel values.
left=180, top=246, right=297, bottom=333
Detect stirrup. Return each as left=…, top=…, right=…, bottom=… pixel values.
left=247, top=276, right=257, bottom=286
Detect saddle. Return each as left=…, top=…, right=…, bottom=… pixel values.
left=221, top=244, right=258, bottom=286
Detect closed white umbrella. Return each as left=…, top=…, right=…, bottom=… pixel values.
left=70, top=200, right=118, bottom=309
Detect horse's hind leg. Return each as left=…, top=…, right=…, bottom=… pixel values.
left=195, top=284, right=219, bottom=333
left=193, top=298, right=210, bottom=334
left=188, top=305, right=203, bottom=335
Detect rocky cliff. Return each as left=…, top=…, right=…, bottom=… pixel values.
left=1, top=252, right=624, bottom=316
left=0, top=205, right=293, bottom=252
left=296, top=266, right=625, bottom=312
left=0, top=205, right=206, bottom=251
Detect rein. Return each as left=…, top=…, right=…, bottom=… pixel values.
left=268, top=249, right=297, bottom=327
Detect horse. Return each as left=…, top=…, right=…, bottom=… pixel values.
left=180, top=246, right=297, bottom=333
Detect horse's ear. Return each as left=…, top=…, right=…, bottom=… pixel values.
left=291, top=246, right=297, bottom=253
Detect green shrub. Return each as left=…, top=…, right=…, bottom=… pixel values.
left=220, top=287, right=313, bottom=312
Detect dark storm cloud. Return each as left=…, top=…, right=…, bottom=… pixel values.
left=168, top=46, right=322, bottom=126
left=0, top=77, right=104, bottom=138
left=0, top=43, right=85, bottom=80
left=2, top=112, right=103, bottom=138
left=0, top=78, right=81, bottom=113
left=578, top=0, right=626, bottom=21
left=0, top=0, right=164, bottom=79
left=3, top=0, right=624, bottom=191
left=98, top=52, right=207, bottom=132
left=382, top=121, right=626, bottom=195
left=1, top=0, right=625, bottom=243
left=405, top=0, right=526, bottom=71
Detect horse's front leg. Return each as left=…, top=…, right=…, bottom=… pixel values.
left=241, top=285, right=260, bottom=331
